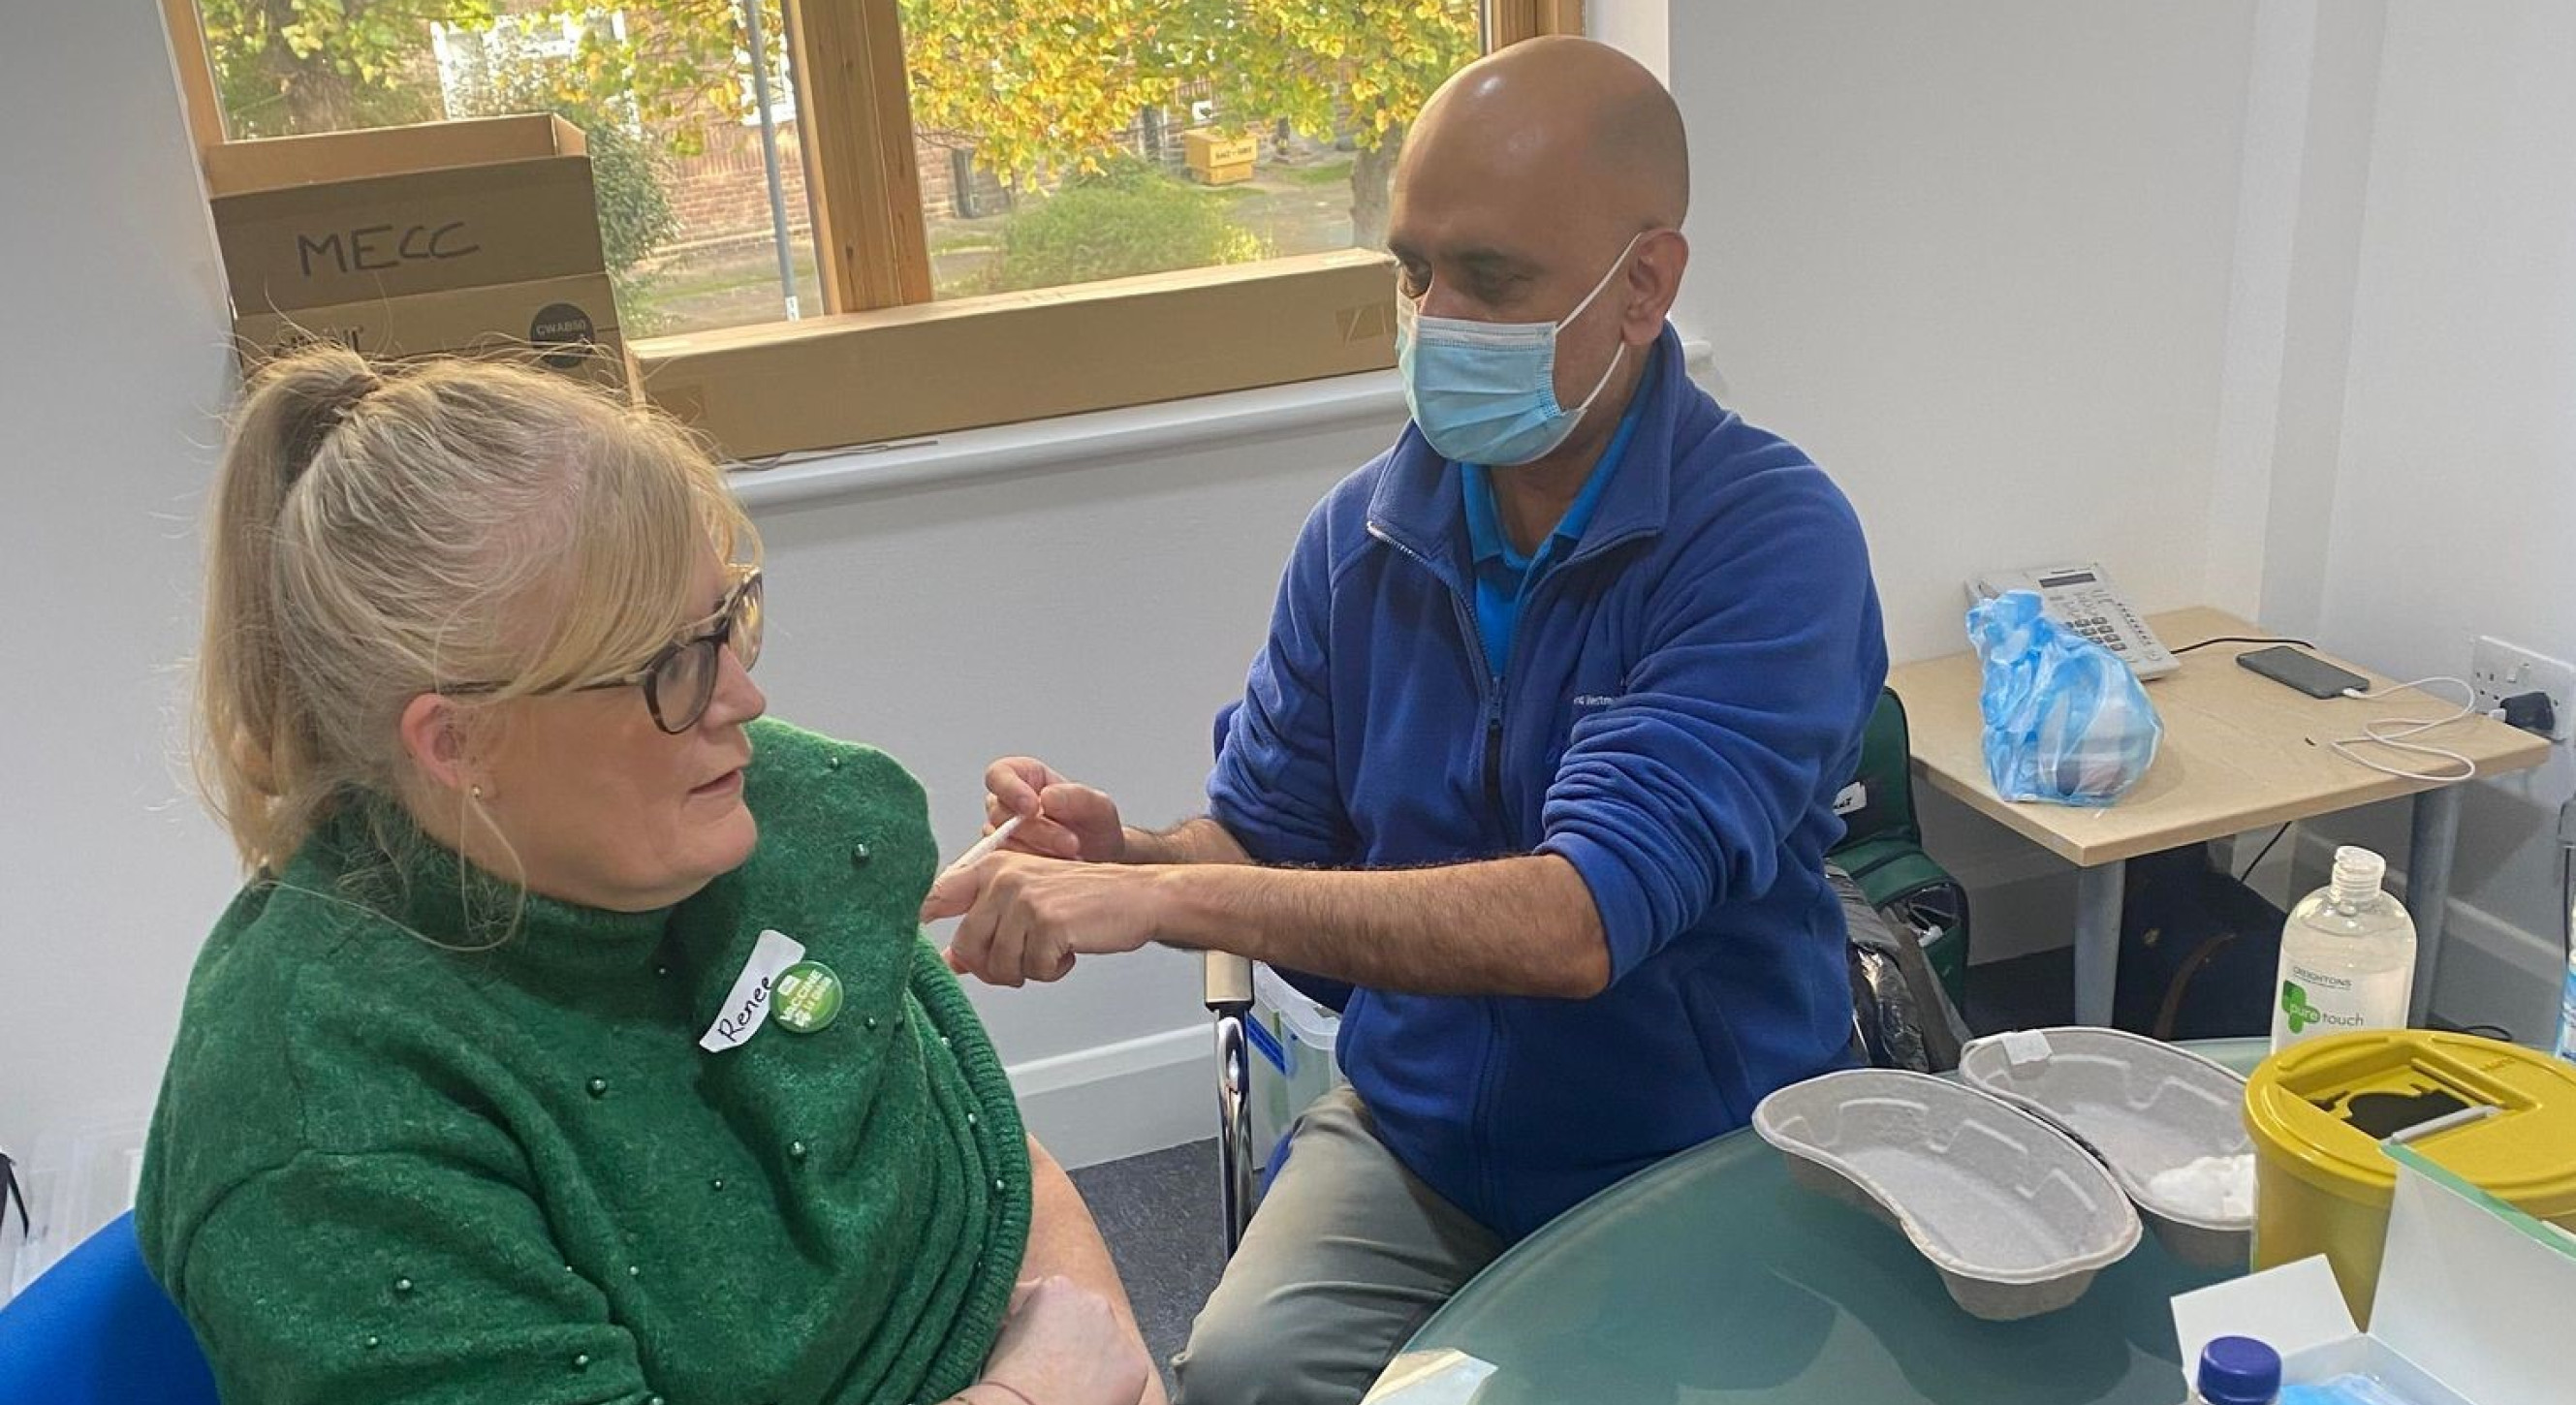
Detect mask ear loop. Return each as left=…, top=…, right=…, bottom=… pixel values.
left=1554, top=231, right=1650, bottom=332
left=1556, top=231, right=1651, bottom=417
left=1564, top=342, right=1627, bottom=418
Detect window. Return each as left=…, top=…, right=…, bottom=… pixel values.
left=162, top=1, right=1585, bottom=448
left=898, top=2, right=1485, bottom=298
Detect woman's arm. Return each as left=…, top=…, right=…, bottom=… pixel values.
left=952, top=1278, right=1154, bottom=1405
left=149, top=1148, right=659, bottom=1405
left=1000, top=1136, right=1168, bottom=1405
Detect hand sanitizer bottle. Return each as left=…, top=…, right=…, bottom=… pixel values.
left=2271, top=847, right=2416, bottom=1053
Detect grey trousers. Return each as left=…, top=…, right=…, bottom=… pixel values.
left=1173, top=1087, right=1503, bottom=1405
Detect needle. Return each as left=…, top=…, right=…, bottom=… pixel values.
left=942, top=814, right=1024, bottom=878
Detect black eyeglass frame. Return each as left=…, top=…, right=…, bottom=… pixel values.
left=442, top=566, right=763, bottom=735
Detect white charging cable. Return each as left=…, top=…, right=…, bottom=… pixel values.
left=2332, top=677, right=2480, bottom=782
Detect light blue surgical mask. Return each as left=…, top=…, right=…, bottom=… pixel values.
left=1397, top=233, right=1644, bottom=466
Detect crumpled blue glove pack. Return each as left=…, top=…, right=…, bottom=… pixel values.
left=1966, top=590, right=2163, bottom=806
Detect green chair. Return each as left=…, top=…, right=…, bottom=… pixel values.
left=1828, top=688, right=1972, bottom=1008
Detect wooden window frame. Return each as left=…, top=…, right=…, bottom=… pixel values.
left=789, top=0, right=936, bottom=311
left=160, top=1, right=1585, bottom=452
left=159, top=0, right=227, bottom=156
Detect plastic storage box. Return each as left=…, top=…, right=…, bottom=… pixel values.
left=1246, top=964, right=1345, bottom=1173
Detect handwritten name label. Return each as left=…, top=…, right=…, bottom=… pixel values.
left=714, top=981, right=770, bottom=1043
left=700, top=929, right=805, bottom=1053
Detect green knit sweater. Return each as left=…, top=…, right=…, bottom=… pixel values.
left=137, top=720, right=1030, bottom=1405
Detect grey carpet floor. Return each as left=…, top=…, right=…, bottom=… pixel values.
left=1067, top=1139, right=1227, bottom=1392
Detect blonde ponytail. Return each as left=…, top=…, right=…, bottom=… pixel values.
left=197, top=348, right=386, bottom=869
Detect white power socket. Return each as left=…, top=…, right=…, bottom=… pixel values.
left=2470, top=636, right=2575, bottom=741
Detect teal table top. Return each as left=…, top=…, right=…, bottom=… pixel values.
left=1390, top=1038, right=2268, bottom=1404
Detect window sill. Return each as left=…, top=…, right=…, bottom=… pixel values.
left=727, top=338, right=1715, bottom=512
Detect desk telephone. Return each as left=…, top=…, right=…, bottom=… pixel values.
left=1966, top=563, right=2180, bottom=680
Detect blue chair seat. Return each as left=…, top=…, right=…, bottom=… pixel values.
left=0, top=1210, right=216, bottom=1405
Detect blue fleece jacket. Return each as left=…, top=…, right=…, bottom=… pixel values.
left=1208, top=327, right=1888, bottom=1241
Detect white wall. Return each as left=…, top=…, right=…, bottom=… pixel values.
left=1666, top=2, right=2265, bottom=933
left=2254, top=0, right=2576, bottom=1038
left=2208, top=0, right=2390, bottom=631
left=1669, top=1, right=2258, bottom=667
left=1588, top=0, right=1670, bottom=84
left=0, top=4, right=242, bottom=1162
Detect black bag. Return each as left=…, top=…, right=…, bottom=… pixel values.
left=2113, top=845, right=2288, bottom=1040
left=1836, top=864, right=1971, bottom=1073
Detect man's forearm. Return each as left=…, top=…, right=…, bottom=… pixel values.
left=1151, top=853, right=1611, bottom=999
left=1118, top=815, right=1251, bottom=867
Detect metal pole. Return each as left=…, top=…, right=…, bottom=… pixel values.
left=739, top=0, right=801, bottom=320
left=774, top=0, right=830, bottom=297
left=2074, top=859, right=2127, bottom=1026
left=2404, top=785, right=2465, bottom=1025
left=1214, top=1015, right=1256, bottom=1255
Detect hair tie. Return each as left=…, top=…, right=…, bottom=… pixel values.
left=285, top=369, right=386, bottom=485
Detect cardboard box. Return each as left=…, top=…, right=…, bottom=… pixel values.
left=231, top=272, right=632, bottom=394
left=2171, top=1145, right=2576, bottom=1405
left=631, top=249, right=1399, bottom=459
left=204, top=114, right=625, bottom=392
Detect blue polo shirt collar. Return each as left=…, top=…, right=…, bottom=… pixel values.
left=1459, top=367, right=1653, bottom=672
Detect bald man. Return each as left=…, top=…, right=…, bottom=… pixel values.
left=927, top=38, right=1888, bottom=1402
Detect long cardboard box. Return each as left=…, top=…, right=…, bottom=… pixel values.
left=632, top=249, right=1399, bottom=459
left=230, top=271, right=631, bottom=394
left=202, top=112, right=581, bottom=189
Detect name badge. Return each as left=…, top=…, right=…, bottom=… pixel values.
left=700, top=929, right=805, bottom=1052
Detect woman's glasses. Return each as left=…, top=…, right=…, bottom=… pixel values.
left=580, top=565, right=764, bottom=734
left=444, top=566, right=764, bottom=734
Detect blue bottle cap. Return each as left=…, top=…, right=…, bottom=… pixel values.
left=2196, top=1335, right=2282, bottom=1404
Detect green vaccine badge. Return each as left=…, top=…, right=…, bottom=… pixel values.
left=771, top=960, right=845, bottom=1035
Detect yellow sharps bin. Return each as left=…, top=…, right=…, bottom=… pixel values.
left=2245, top=1029, right=2576, bottom=1324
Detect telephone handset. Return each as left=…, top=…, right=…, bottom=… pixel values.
left=1965, top=562, right=2180, bottom=680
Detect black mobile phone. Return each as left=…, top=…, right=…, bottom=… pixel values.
left=2237, top=644, right=2371, bottom=700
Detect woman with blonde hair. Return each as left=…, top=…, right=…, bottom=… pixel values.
left=138, top=347, right=1157, bottom=1405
